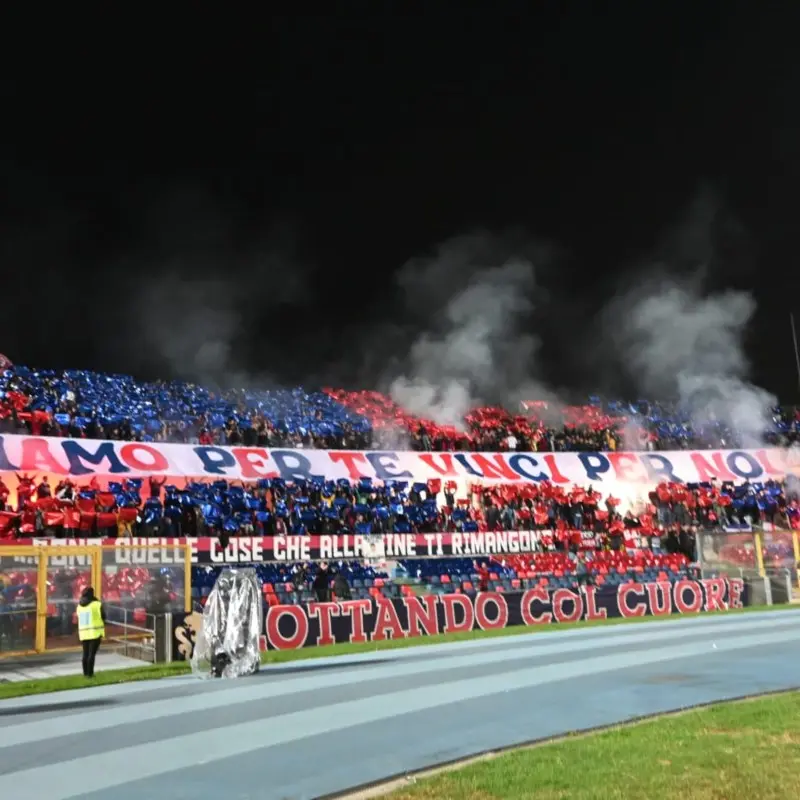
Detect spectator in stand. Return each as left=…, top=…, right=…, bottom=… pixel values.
left=1, top=364, right=798, bottom=452
left=148, top=476, right=167, bottom=501
left=52, top=570, right=74, bottom=636
left=15, top=474, right=35, bottom=511
left=333, top=569, right=352, bottom=600
left=3, top=468, right=796, bottom=546
left=144, top=574, right=172, bottom=615
left=679, top=527, right=697, bottom=562
left=313, top=563, right=331, bottom=602
left=292, top=563, right=308, bottom=591
left=475, top=562, right=489, bottom=592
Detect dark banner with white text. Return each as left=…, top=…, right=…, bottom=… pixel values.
left=15, top=532, right=543, bottom=565
left=171, top=578, right=748, bottom=658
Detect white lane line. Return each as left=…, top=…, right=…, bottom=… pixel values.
left=2, top=609, right=796, bottom=710
left=2, top=627, right=796, bottom=800
left=1, top=614, right=795, bottom=747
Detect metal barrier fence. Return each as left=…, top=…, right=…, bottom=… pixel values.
left=697, top=528, right=800, bottom=592
left=103, top=604, right=157, bottom=662
left=0, top=543, right=191, bottom=658
left=1, top=532, right=797, bottom=658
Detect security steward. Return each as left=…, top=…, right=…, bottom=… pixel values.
left=77, top=586, right=106, bottom=678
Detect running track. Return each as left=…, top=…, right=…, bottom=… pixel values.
left=1, top=610, right=799, bottom=800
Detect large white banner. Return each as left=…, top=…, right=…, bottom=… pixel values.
left=0, top=433, right=796, bottom=489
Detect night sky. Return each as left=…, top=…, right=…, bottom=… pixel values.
left=2, top=3, right=798, bottom=403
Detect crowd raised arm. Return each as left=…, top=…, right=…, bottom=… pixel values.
left=1, top=366, right=798, bottom=452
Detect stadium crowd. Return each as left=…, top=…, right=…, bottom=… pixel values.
left=5, top=467, right=796, bottom=612
left=1, top=360, right=797, bottom=648
left=1, top=365, right=799, bottom=452
left=2, top=470, right=798, bottom=543
left=2, top=470, right=793, bottom=645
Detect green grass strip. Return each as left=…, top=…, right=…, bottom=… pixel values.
left=383, top=690, right=800, bottom=800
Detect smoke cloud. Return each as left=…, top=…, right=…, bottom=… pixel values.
left=136, top=274, right=246, bottom=388
left=603, top=190, right=775, bottom=448
left=385, top=233, right=560, bottom=428
left=129, top=197, right=313, bottom=389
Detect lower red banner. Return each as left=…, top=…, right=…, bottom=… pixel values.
left=172, top=577, right=747, bottom=658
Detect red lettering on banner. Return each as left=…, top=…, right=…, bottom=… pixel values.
left=119, top=443, right=169, bottom=472
left=520, top=587, right=552, bottom=625
left=372, top=600, right=405, bottom=641
left=441, top=594, right=474, bottom=634
left=307, top=602, right=340, bottom=646
left=607, top=453, right=648, bottom=483
left=701, top=578, right=727, bottom=611
left=690, top=452, right=735, bottom=483
left=231, top=448, right=279, bottom=479
left=552, top=588, right=583, bottom=623
left=266, top=605, right=308, bottom=650
left=674, top=580, right=703, bottom=614
left=645, top=582, right=673, bottom=616
left=2, top=435, right=795, bottom=488
left=328, top=452, right=370, bottom=480
left=418, top=453, right=456, bottom=477
left=541, top=454, right=569, bottom=484
left=469, top=454, right=519, bottom=481
left=404, top=595, right=439, bottom=638
left=755, top=450, right=783, bottom=476
left=20, top=438, right=68, bottom=474
left=583, top=585, right=608, bottom=621
left=339, top=599, right=371, bottom=643
left=475, top=592, right=508, bottom=630
left=617, top=583, right=647, bottom=618
left=728, top=577, right=744, bottom=609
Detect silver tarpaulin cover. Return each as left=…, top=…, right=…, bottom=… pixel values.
left=191, top=567, right=263, bottom=679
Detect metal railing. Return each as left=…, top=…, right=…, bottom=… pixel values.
left=0, top=607, right=36, bottom=655
left=103, top=604, right=156, bottom=662
left=0, top=542, right=191, bottom=657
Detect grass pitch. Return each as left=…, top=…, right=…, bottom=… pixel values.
left=382, top=691, right=800, bottom=800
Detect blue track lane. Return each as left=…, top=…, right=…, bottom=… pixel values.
left=1, top=610, right=799, bottom=800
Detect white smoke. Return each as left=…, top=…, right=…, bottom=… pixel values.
left=386, top=234, right=558, bottom=428
left=607, top=276, right=775, bottom=447
left=620, top=416, right=651, bottom=452
left=131, top=203, right=311, bottom=390
left=369, top=423, right=413, bottom=452
left=138, top=274, right=242, bottom=386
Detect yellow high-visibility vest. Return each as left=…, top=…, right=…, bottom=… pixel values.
left=78, top=600, right=105, bottom=641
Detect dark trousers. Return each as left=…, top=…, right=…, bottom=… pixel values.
left=82, top=637, right=102, bottom=677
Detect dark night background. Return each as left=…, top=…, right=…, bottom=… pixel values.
left=1, top=3, right=798, bottom=403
